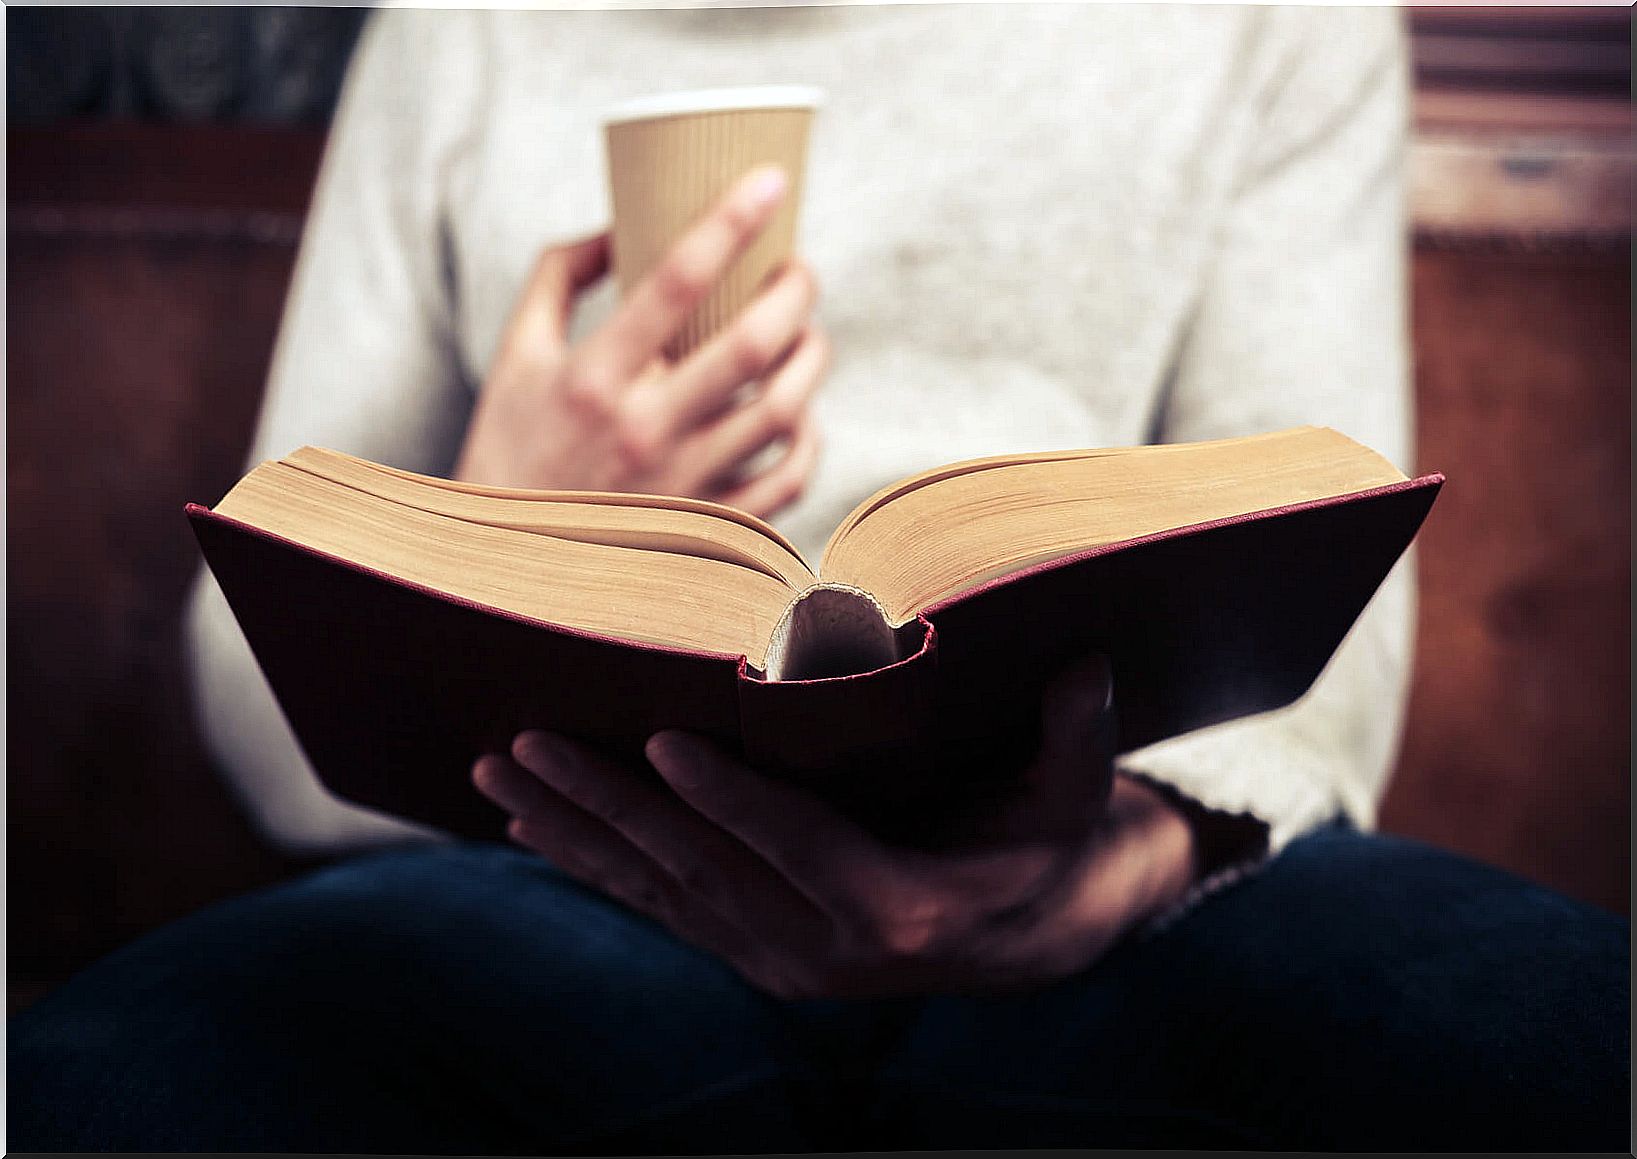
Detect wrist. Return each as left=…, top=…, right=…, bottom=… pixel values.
left=1114, top=770, right=1269, bottom=888
left=1105, top=773, right=1205, bottom=914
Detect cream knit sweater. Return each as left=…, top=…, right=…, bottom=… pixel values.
left=186, top=3, right=1416, bottom=868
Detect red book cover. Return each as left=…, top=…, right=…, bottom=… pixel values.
left=188, top=473, right=1441, bottom=846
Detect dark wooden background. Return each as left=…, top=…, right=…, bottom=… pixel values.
left=8, top=8, right=1631, bottom=1015
left=1381, top=7, right=1630, bottom=915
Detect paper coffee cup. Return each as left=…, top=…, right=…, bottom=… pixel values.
left=604, top=85, right=822, bottom=361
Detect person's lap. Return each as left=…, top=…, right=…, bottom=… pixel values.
left=9, top=827, right=1628, bottom=1153
left=870, top=827, right=1629, bottom=1150
left=8, top=841, right=814, bottom=1154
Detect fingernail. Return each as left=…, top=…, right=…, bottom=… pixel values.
left=646, top=731, right=697, bottom=783
left=1056, top=655, right=1112, bottom=716
left=1092, top=655, right=1113, bottom=712
left=743, top=166, right=788, bottom=209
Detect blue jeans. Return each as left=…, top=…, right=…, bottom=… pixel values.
left=8, top=826, right=1627, bottom=1153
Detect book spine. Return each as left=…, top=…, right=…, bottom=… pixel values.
left=760, top=582, right=917, bottom=681
left=736, top=614, right=944, bottom=839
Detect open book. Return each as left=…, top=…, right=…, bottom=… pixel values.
left=191, top=426, right=1441, bottom=844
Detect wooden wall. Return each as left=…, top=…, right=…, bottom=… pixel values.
left=1381, top=9, right=1631, bottom=914
left=8, top=127, right=323, bottom=1012
left=1389, top=239, right=1629, bottom=913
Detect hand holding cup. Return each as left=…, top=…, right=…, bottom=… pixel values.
left=453, top=164, right=828, bottom=519
left=454, top=86, right=825, bottom=518
left=605, top=85, right=822, bottom=360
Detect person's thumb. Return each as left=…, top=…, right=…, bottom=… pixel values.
left=1030, top=654, right=1117, bottom=815
left=509, top=231, right=612, bottom=353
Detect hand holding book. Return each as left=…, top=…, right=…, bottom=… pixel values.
left=474, top=656, right=1205, bottom=998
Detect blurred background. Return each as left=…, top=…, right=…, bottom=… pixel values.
left=7, top=5, right=1631, bottom=1014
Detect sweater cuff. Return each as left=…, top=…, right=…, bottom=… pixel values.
left=1119, top=769, right=1273, bottom=935
left=1114, top=719, right=1343, bottom=856
left=1114, top=722, right=1347, bottom=932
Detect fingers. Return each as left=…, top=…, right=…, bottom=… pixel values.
left=645, top=729, right=890, bottom=925
left=472, top=751, right=560, bottom=819
left=505, top=731, right=828, bottom=942
left=609, top=265, right=820, bottom=480
left=714, top=408, right=822, bottom=518
left=475, top=746, right=779, bottom=972
left=658, top=260, right=820, bottom=436
left=493, top=770, right=763, bottom=971
left=687, top=324, right=829, bottom=482
left=570, top=166, right=790, bottom=407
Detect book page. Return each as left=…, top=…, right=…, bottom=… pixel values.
left=284, top=447, right=816, bottom=588
left=819, top=427, right=1407, bottom=622
left=216, top=461, right=803, bottom=666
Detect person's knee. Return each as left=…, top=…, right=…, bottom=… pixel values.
left=1132, top=827, right=1629, bottom=1146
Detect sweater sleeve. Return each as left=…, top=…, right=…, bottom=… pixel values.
left=1117, top=9, right=1417, bottom=868
left=183, top=10, right=489, bottom=856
